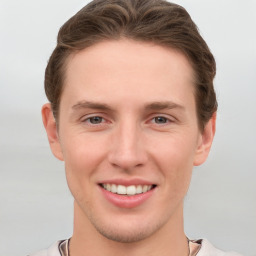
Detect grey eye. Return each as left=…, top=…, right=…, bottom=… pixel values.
left=154, top=116, right=168, bottom=124
left=89, top=116, right=103, bottom=124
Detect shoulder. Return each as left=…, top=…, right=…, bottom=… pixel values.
left=29, top=241, right=62, bottom=256
left=197, top=239, right=244, bottom=256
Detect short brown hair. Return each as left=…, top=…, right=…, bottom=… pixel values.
left=45, top=0, right=217, bottom=131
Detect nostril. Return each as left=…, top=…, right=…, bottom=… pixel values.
left=108, top=152, right=148, bottom=170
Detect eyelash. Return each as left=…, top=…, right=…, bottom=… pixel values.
left=81, top=115, right=174, bottom=127
left=151, top=116, right=170, bottom=125
left=82, top=115, right=107, bottom=126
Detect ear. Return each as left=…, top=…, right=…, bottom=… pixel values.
left=42, top=103, right=64, bottom=161
left=193, top=112, right=216, bottom=166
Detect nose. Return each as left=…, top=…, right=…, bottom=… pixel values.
left=108, top=121, right=148, bottom=171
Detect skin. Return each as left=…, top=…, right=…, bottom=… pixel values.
left=42, top=39, right=216, bottom=256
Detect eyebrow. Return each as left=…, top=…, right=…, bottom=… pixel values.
left=72, top=101, right=113, bottom=111
left=144, top=101, right=185, bottom=111
left=71, top=100, right=184, bottom=112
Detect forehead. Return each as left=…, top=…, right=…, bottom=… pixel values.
left=62, top=39, right=195, bottom=109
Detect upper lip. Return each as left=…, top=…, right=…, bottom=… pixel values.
left=99, top=178, right=156, bottom=186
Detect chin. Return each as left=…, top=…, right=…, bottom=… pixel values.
left=97, top=229, right=149, bottom=243
left=88, top=212, right=166, bottom=243
left=95, top=223, right=158, bottom=243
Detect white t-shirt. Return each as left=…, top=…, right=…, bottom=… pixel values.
left=29, top=238, right=243, bottom=256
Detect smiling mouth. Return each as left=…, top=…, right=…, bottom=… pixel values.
left=100, top=184, right=156, bottom=196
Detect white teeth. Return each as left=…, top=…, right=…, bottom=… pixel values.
left=136, top=185, right=142, bottom=194
left=117, top=185, right=126, bottom=194
left=142, top=185, right=148, bottom=193
left=106, top=184, right=111, bottom=191
left=111, top=184, right=117, bottom=193
left=126, top=185, right=136, bottom=195
left=102, top=184, right=154, bottom=195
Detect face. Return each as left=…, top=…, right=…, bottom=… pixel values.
left=43, top=39, right=215, bottom=243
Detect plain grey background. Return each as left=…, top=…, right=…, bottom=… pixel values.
left=0, top=0, right=255, bottom=255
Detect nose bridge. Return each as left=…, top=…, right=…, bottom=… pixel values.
left=108, top=117, right=147, bottom=169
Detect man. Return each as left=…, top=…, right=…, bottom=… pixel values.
left=31, top=0, right=243, bottom=255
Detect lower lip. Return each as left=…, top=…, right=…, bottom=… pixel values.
left=99, top=186, right=155, bottom=209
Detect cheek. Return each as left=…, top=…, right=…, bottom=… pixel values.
left=60, top=134, right=106, bottom=194
left=153, top=134, right=197, bottom=193
left=62, top=131, right=105, bottom=166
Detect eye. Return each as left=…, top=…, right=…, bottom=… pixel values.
left=80, top=114, right=111, bottom=130
left=81, top=115, right=107, bottom=125
left=87, top=116, right=104, bottom=124
left=153, top=116, right=169, bottom=124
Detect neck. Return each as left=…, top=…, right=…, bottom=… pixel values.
left=70, top=201, right=189, bottom=256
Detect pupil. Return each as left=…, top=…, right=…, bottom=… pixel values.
left=90, top=116, right=102, bottom=124
left=155, top=117, right=167, bottom=123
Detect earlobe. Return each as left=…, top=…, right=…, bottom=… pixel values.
left=193, top=112, right=216, bottom=166
left=42, top=103, right=64, bottom=161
